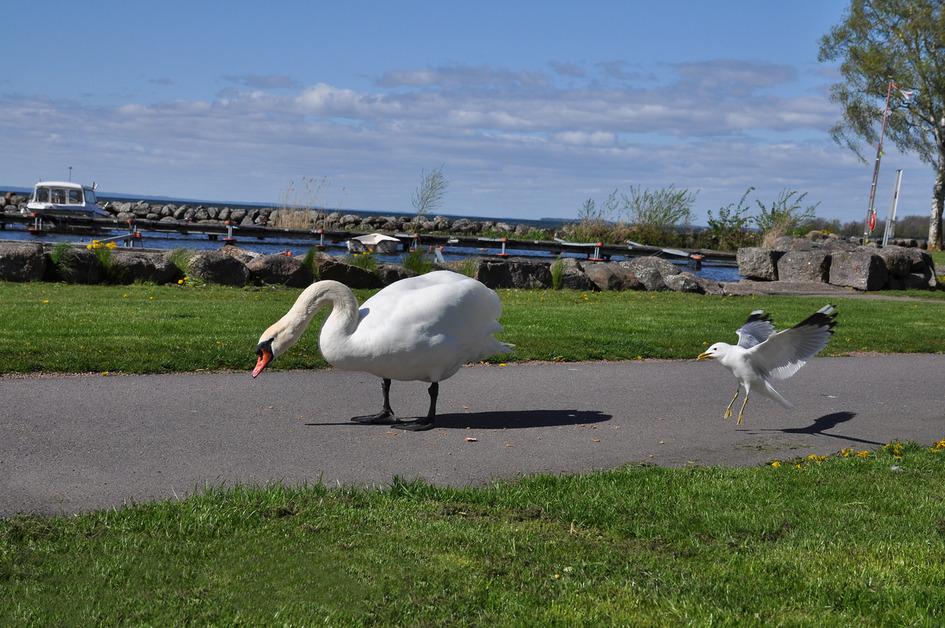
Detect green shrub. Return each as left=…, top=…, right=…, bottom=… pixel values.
left=402, top=248, right=435, bottom=275
left=302, top=247, right=321, bottom=279
left=92, top=247, right=114, bottom=281
left=754, top=189, right=819, bottom=238
left=50, top=243, right=71, bottom=267
left=449, top=257, right=479, bottom=278
left=345, top=252, right=378, bottom=273
left=167, top=249, right=195, bottom=276
left=550, top=258, right=564, bottom=290
left=705, top=188, right=760, bottom=251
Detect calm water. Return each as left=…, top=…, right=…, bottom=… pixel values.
left=0, top=224, right=741, bottom=283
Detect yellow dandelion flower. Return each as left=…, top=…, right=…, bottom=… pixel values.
left=932, top=439, right=945, bottom=451
left=498, top=363, right=507, bottom=367
left=770, top=460, right=782, bottom=468
left=794, top=463, right=803, bottom=469
left=86, top=244, right=93, bottom=250
left=839, top=447, right=853, bottom=458
left=106, top=241, right=117, bottom=249
left=856, top=450, right=870, bottom=458
left=884, top=442, right=904, bottom=457
left=806, top=454, right=827, bottom=463
left=41, top=299, right=49, bottom=304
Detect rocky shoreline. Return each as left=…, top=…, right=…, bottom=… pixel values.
left=0, top=241, right=724, bottom=294
left=1, top=191, right=553, bottom=238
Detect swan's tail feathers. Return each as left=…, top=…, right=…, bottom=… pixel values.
left=761, top=380, right=794, bottom=409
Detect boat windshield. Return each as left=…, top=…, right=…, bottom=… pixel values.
left=34, top=187, right=50, bottom=203
left=50, top=188, right=66, bottom=204
left=68, top=189, right=83, bottom=204
left=84, top=189, right=96, bottom=203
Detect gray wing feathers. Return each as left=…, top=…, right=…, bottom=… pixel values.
left=736, top=310, right=775, bottom=349
left=747, top=305, right=837, bottom=380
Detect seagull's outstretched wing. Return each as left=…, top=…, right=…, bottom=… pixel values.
left=747, top=305, right=837, bottom=380
left=736, top=310, right=775, bottom=349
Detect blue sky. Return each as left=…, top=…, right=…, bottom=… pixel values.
left=1, top=0, right=932, bottom=223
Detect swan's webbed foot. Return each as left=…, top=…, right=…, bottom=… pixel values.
left=350, top=410, right=397, bottom=424
left=391, top=417, right=434, bottom=432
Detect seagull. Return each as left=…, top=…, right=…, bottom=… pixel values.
left=696, top=305, right=837, bottom=424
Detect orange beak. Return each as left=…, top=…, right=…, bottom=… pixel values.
left=252, top=349, right=272, bottom=378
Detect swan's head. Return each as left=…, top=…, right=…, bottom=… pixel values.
left=252, top=321, right=294, bottom=378
left=251, top=281, right=352, bottom=378
left=697, top=342, right=728, bottom=361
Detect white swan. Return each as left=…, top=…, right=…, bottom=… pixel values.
left=252, top=270, right=512, bottom=431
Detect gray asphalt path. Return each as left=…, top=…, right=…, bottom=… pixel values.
left=2, top=355, right=943, bottom=516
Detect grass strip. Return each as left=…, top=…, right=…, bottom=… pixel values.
left=0, top=282, right=943, bottom=374
left=2, top=442, right=943, bottom=624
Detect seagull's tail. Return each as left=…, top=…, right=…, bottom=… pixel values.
left=759, top=380, right=794, bottom=409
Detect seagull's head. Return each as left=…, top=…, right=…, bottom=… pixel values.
left=697, top=342, right=728, bottom=361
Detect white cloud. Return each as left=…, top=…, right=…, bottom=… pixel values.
left=0, top=59, right=935, bottom=223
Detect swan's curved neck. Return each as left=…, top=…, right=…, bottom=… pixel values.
left=284, top=281, right=360, bottom=347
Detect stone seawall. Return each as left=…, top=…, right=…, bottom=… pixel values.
left=736, top=235, right=938, bottom=291
left=0, top=241, right=722, bottom=294
left=1, top=191, right=552, bottom=238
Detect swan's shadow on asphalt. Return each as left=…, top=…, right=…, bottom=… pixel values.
left=306, top=409, right=611, bottom=430
left=751, top=411, right=884, bottom=446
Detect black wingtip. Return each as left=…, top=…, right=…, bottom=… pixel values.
left=744, top=309, right=771, bottom=324
left=794, top=305, right=838, bottom=334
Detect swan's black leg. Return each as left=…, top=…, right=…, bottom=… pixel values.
left=351, top=378, right=397, bottom=424
left=393, top=382, right=437, bottom=431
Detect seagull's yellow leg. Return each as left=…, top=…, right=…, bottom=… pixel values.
left=736, top=389, right=750, bottom=425
left=723, top=387, right=739, bottom=419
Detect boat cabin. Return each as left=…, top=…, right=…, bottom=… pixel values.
left=25, top=181, right=109, bottom=217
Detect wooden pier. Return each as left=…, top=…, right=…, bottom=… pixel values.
left=0, top=211, right=736, bottom=264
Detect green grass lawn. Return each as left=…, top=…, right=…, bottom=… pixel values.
left=0, top=282, right=944, bottom=374
left=2, top=442, right=943, bottom=624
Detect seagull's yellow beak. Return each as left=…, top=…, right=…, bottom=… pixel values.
left=696, top=351, right=711, bottom=361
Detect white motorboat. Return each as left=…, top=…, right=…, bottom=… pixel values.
left=24, top=181, right=109, bottom=218
left=346, top=232, right=402, bottom=254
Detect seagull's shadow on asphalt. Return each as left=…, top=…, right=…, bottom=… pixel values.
left=306, top=409, right=611, bottom=430
left=753, top=411, right=884, bottom=446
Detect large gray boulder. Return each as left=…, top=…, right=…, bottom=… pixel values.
left=876, top=245, right=934, bottom=278
left=475, top=258, right=552, bottom=289
left=770, top=236, right=815, bottom=252
left=583, top=262, right=643, bottom=291
left=0, top=242, right=45, bottom=281
left=314, top=254, right=382, bottom=289
left=555, top=258, right=597, bottom=291
left=777, top=250, right=831, bottom=282
left=55, top=248, right=103, bottom=284
left=110, top=251, right=180, bottom=284
left=377, top=264, right=418, bottom=286
left=828, top=251, right=888, bottom=291
left=247, top=254, right=313, bottom=288
left=187, top=250, right=250, bottom=286
left=664, top=271, right=705, bottom=293
left=621, top=256, right=679, bottom=279
left=736, top=247, right=783, bottom=281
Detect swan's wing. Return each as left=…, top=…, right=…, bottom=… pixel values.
left=746, top=305, right=836, bottom=380
left=357, top=270, right=506, bottom=356
left=736, top=310, right=775, bottom=349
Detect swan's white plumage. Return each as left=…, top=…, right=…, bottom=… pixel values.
left=260, top=270, right=510, bottom=384
left=321, top=271, right=510, bottom=382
